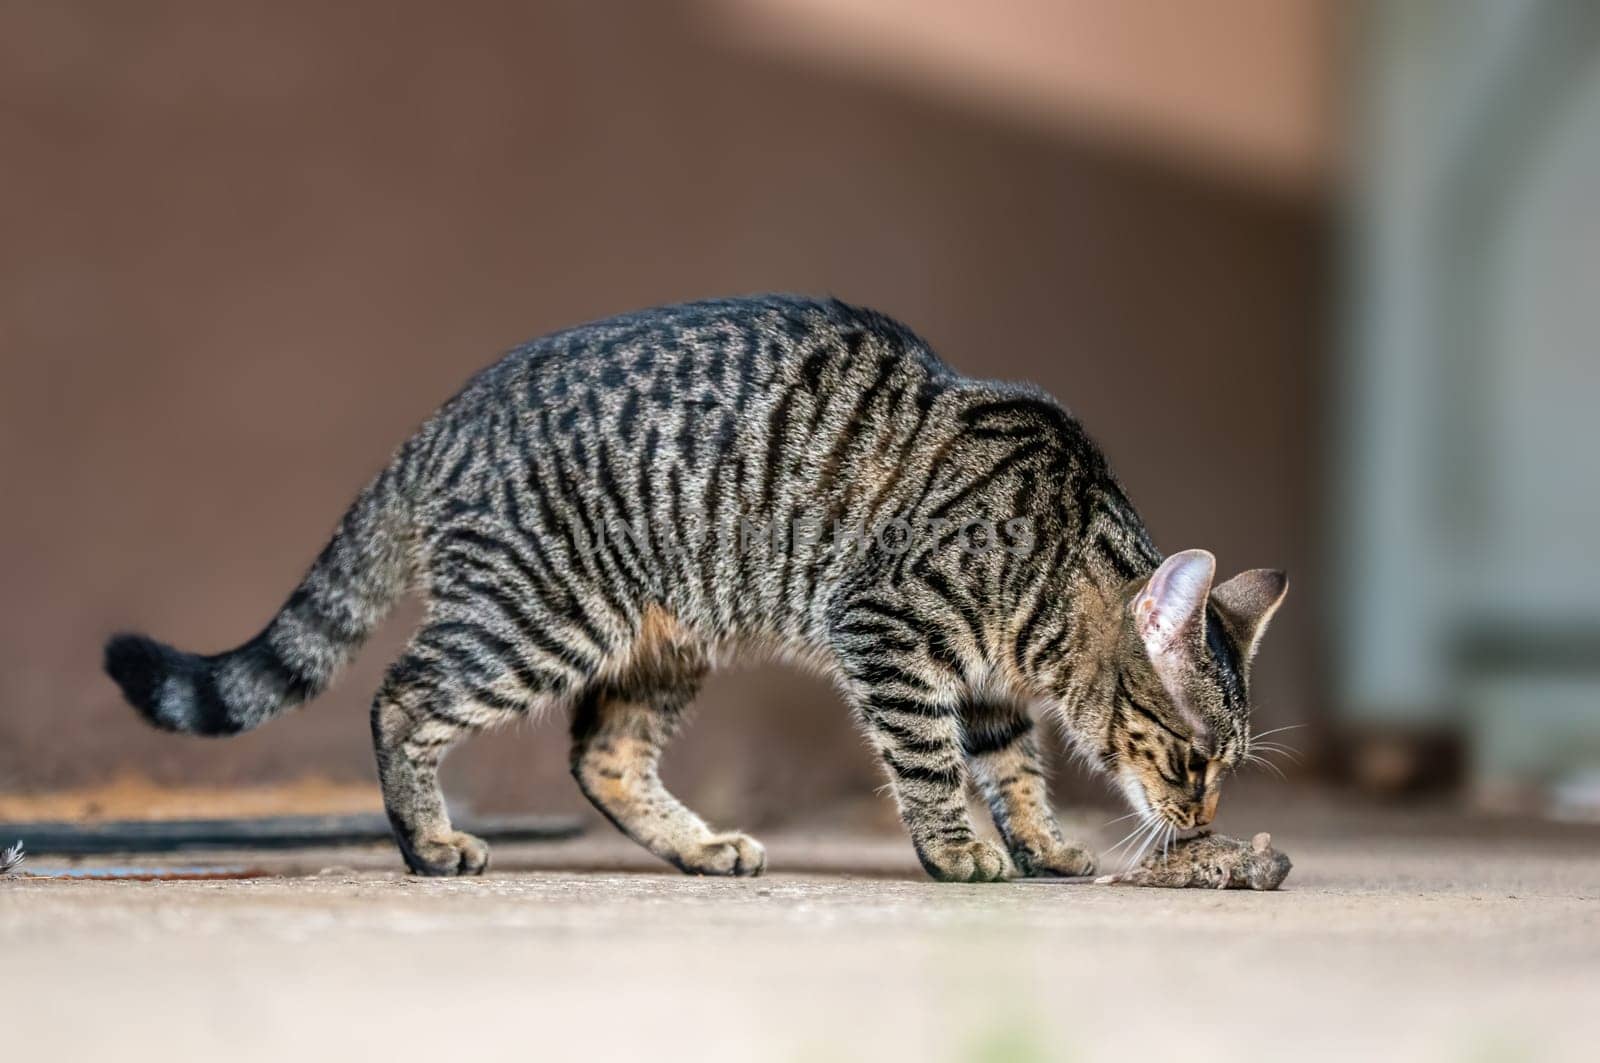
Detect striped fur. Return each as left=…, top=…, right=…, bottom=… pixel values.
left=106, top=295, right=1286, bottom=880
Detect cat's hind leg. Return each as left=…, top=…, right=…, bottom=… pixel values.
left=372, top=618, right=582, bottom=876
left=569, top=649, right=765, bottom=877
left=371, top=663, right=509, bottom=876
left=963, top=699, right=1096, bottom=877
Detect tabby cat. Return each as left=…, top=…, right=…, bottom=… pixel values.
left=105, top=295, right=1287, bottom=882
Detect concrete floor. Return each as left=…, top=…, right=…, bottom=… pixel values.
left=3, top=800, right=1599, bottom=1062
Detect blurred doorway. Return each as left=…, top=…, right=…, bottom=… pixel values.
left=1339, top=0, right=1600, bottom=813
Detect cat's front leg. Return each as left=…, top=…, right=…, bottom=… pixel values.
left=883, top=697, right=1004, bottom=890
left=963, top=699, right=1097, bottom=877
left=870, top=692, right=1009, bottom=882
left=832, top=644, right=1009, bottom=882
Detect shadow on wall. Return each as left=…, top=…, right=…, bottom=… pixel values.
left=0, top=0, right=1324, bottom=825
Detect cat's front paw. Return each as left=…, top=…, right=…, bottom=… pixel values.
left=404, top=830, right=490, bottom=876
left=672, top=832, right=766, bottom=876
left=1014, top=840, right=1097, bottom=878
left=918, top=839, right=1012, bottom=882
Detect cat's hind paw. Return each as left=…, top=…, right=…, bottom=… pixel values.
left=672, top=832, right=767, bottom=877
left=403, top=830, right=490, bottom=877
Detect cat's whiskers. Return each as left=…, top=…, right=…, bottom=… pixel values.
left=1244, top=723, right=1306, bottom=774
left=1113, top=825, right=1152, bottom=870
left=1105, top=815, right=1158, bottom=858
left=1250, top=741, right=1303, bottom=764
left=1107, top=812, right=1160, bottom=862
left=1242, top=752, right=1288, bottom=780
left=1119, top=812, right=1169, bottom=871
left=1128, top=819, right=1164, bottom=870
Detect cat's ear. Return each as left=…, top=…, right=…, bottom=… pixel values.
left=1134, top=549, right=1216, bottom=656
left=1210, top=568, right=1289, bottom=662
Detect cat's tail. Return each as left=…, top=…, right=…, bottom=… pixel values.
left=104, top=466, right=415, bottom=736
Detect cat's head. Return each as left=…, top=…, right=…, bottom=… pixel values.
left=1103, top=549, right=1287, bottom=829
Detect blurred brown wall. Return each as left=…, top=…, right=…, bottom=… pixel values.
left=0, top=1, right=1328, bottom=824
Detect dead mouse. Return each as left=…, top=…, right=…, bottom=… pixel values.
left=1094, top=831, right=1291, bottom=890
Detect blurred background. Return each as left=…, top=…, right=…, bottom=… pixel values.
left=1, top=0, right=1596, bottom=831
